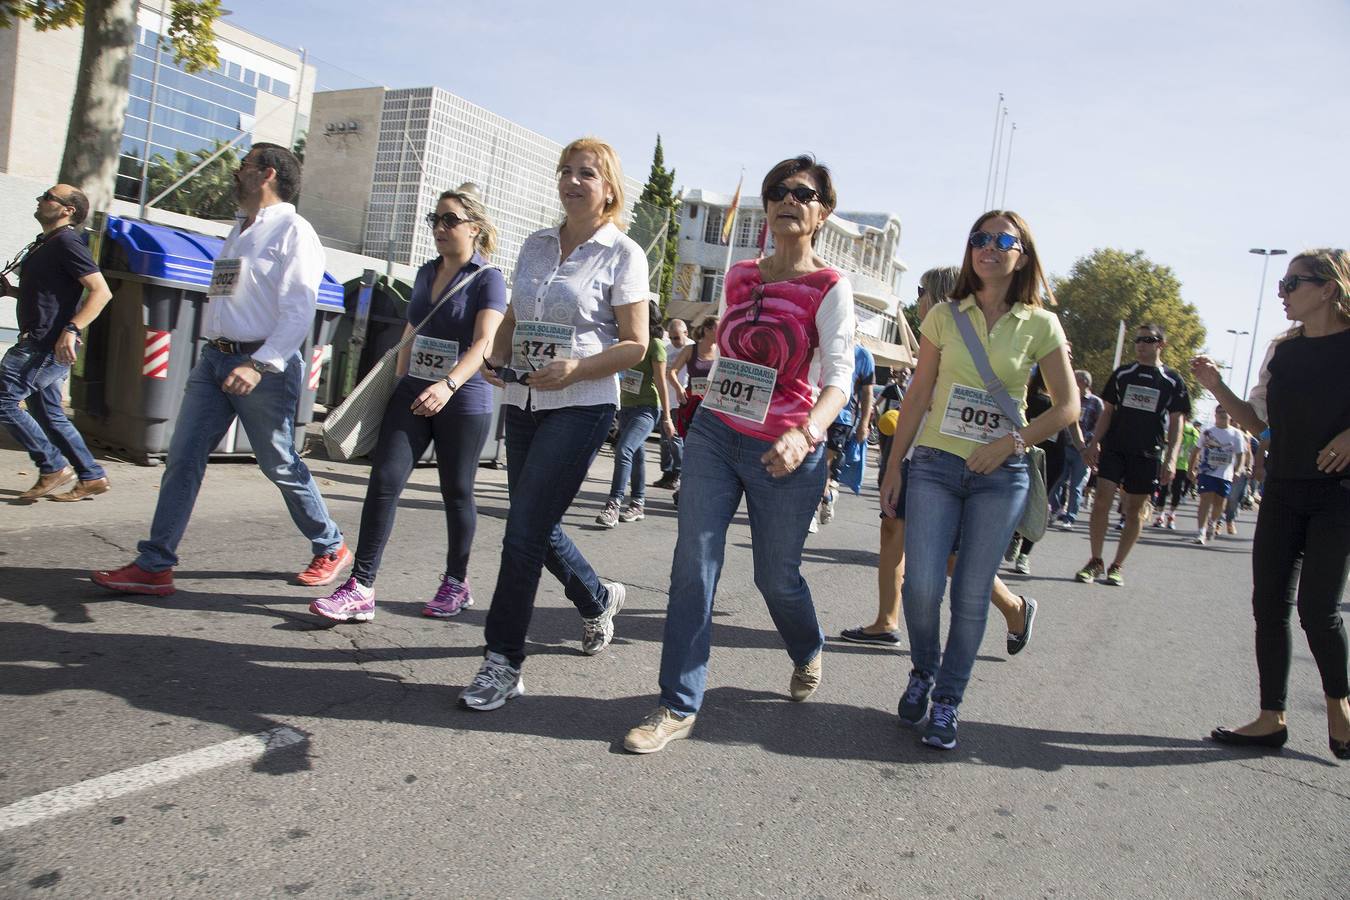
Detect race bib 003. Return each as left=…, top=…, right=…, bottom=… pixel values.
left=703, top=358, right=776, bottom=424
left=1121, top=383, right=1161, bottom=412
left=513, top=320, right=575, bottom=368
left=409, top=335, right=458, bottom=382
left=619, top=368, right=644, bottom=395
left=938, top=383, right=1015, bottom=444
left=208, top=257, right=245, bottom=298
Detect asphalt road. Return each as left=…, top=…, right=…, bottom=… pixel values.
left=1, top=435, right=1346, bottom=899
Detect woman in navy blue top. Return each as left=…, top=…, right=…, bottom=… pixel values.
left=311, top=185, right=507, bottom=623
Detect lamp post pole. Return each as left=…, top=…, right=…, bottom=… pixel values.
left=1225, top=328, right=1249, bottom=382
left=1243, top=248, right=1287, bottom=396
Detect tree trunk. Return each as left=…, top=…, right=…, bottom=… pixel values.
left=57, top=0, right=137, bottom=214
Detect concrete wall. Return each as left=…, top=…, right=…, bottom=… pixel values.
left=0, top=21, right=84, bottom=181
left=298, top=88, right=384, bottom=252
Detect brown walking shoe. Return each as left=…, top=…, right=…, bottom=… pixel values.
left=50, top=477, right=111, bottom=502
left=16, top=467, right=75, bottom=502
left=790, top=653, right=822, bottom=701
left=624, top=707, right=695, bottom=754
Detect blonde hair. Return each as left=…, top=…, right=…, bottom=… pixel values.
left=557, top=137, right=626, bottom=228
left=918, top=265, right=961, bottom=317
left=1270, top=248, right=1350, bottom=342
left=438, top=183, right=498, bottom=258
left=952, top=209, right=1055, bottom=307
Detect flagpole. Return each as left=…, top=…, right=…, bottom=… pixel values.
left=719, top=168, right=744, bottom=305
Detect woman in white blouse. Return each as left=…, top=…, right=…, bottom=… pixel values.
left=459, top=137, right=651, bottom=712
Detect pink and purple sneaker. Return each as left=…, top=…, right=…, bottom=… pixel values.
left=422, top=574, right=473, bottom=618
left=309, top=577, right=375, bottom=622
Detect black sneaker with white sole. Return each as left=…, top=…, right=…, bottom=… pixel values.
left=459, top=652, right=524, bottom=711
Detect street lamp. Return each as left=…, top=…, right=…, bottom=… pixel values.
left=1226, top=328, right=1250, bottom=381
left=1243, top=248, right=1287, bottom=396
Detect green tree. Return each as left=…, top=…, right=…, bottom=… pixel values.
left=145, top=140, right=239, bottom=219
left=1053, top=248, right=1207, bottom=399
left=1, top=0, right=223, bottom=212
left=292, top=132, right=306, bottom=165
left=630, top=134, right=680, bottom=314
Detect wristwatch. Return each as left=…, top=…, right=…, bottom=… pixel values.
left=442, top=375, right=459, bottom=392
left=247, top=359, right=271, bottom=375
left=802, top=421, right=825, bottom=449
left=1011, top=430, right=1027, bottom=455
left=63, top=323, right=81, bottom=335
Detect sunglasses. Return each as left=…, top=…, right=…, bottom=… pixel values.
left=1278, top=274, right=1328, bottom=293
left=37, top=191, right=75, bottom=207
left=764, top=183, right=821, bottom=204
left=916, top=285, right=926, bottom=298
left=1134, top=335, right=1162, bottom=344
left=425, top=211, right=470, bottom=230
left=969, top=231, right=1022, bottom=252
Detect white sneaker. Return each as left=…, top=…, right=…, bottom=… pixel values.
left=581, top=581, right=625, bottom=655
left=819, top=489, right=836, bottom=525
left=1193, top=529, right=1207, bottom=546
left=807, top=516, right=819, bottom=534
left=459, top=652, right=524, bottom=711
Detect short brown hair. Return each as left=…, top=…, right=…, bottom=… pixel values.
left=760, top=155, right=837, bottom=214
left=951, top=210, right=1054, bottom=308
left=61, top=187, right=90, bottom=226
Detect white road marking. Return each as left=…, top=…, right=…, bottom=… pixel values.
left=0, top=726, right=307, bottom=832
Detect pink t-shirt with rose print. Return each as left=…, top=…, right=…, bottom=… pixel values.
left=711, top=259, right=856, bottom=442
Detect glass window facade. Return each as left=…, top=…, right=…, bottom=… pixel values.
left=116, top=25, right=297, bottom=201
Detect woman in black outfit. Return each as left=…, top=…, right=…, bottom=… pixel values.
left=1192, top=247, right=1350, bottom=760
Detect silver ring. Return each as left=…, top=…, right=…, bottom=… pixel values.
left=1331, top=450, right=1340, bottom=457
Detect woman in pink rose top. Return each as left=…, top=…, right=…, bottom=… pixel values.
left=623, top=155, right=856, bottom=754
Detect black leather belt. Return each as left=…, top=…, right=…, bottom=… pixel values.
left=206, top=338, right=264, bottom=354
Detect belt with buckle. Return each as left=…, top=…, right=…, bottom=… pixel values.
left=206, top=338, right=265, bottom=354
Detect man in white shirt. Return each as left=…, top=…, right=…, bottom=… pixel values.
left=655, top=317, right=689, bottom=489
left=1190, top=406, right=1248, bottom=545
left=93, top=143, right=349, bottom=596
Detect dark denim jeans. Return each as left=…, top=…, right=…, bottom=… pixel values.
left=902, top=445, right=1029, bottom=706
left=608, top=404, right=659, bottom=502
left=660, top=433, right=683, bottom=475
left=0, top=340, right=105, bottom=480
left=658, top=409, right=827, bottom=716
left=135, top=345, right=342, bottom=571
left=484, top=402, right=616, bottom=667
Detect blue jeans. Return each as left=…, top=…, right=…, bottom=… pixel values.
left=1226, top=474, right=1249, bottom=524
left=902, top=445, right=1029, bottom=706
left=608, top=405, right=659, bottom=502
left=658, top=409, right=827, bottom=716
left=0, top=340, right=105, bottom=481
left=135, top=345, right=342, bottom=571
left=1050, top=443, right=1087, bottom=521
left=660, top=432, right=683, bottom=476
left=484, top=403, right=616, bottom=667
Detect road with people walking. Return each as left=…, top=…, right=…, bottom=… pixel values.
left=1, top=436, right=1345, bottom=897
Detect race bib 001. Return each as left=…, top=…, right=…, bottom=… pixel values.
left=688, top=376, right=709, bottom=397
left=1121, top=383, right=1161, bottom=412
left=208, top=257, right=245, bottom=298
left=619, top=368, right=644, bottom=395
left=938, top=383, right=1015, bottom=444
left=513, top=320, right=575, bottom=368
left=409, top=335, right=458, bottom=382
left=703, top=358, right=777, bottom=424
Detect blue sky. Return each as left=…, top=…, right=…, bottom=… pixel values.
left=226, top=0, right=1347, bottom=394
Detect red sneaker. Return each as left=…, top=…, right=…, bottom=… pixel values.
left=296, top=542, right=353, bottom=586
left=91, top=562, right=176, bottom=596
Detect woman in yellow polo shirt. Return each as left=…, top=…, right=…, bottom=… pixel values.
left=880, top=211, right=1078, bottom=751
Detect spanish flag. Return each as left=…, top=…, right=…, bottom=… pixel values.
left=720, top=174, right=742, bottom=245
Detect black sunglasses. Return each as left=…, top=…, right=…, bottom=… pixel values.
left=969, top=231, right=1022, bottom=252
left=426, top=211, right=470, bottom=230
left=916, top=285, right=926, bottom=298
left=37, top=191, right=75, bottom=207
left=1279, top=274, right=1327, bottom=293
left=1134, top=335, right=1162, bottom=344
left=764, top=183, right=821, bottom=204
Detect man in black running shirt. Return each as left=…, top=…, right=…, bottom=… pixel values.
left=1075, top=323, right=1190, bottom=586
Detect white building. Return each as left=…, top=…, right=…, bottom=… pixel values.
left=302, top=85, right=643, bottom=275
left=668, top=188, right=916, bottom=365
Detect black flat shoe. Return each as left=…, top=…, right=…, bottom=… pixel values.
left=1006, top=596, right=1037, bottom=656
left=1331, top=737, right=1350, bottom=760
left=1210, top=726, right=1288, bottom=749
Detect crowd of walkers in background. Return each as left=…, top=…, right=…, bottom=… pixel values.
left=4, top=136, right=1345, bottom=761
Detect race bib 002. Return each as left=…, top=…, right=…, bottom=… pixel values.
left=619, top=368, right=644, bottom=395
left=513, top=320, right=575, bottom=368
left=1121, top=383, right=1161, bottom=412
left=938, top=383, right=1015, bottom=444
left=703, top=358, right=777, bottom=424
left=409, top=335, right=458, bottom=382
left=208, top=257, right=245, bottom=298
